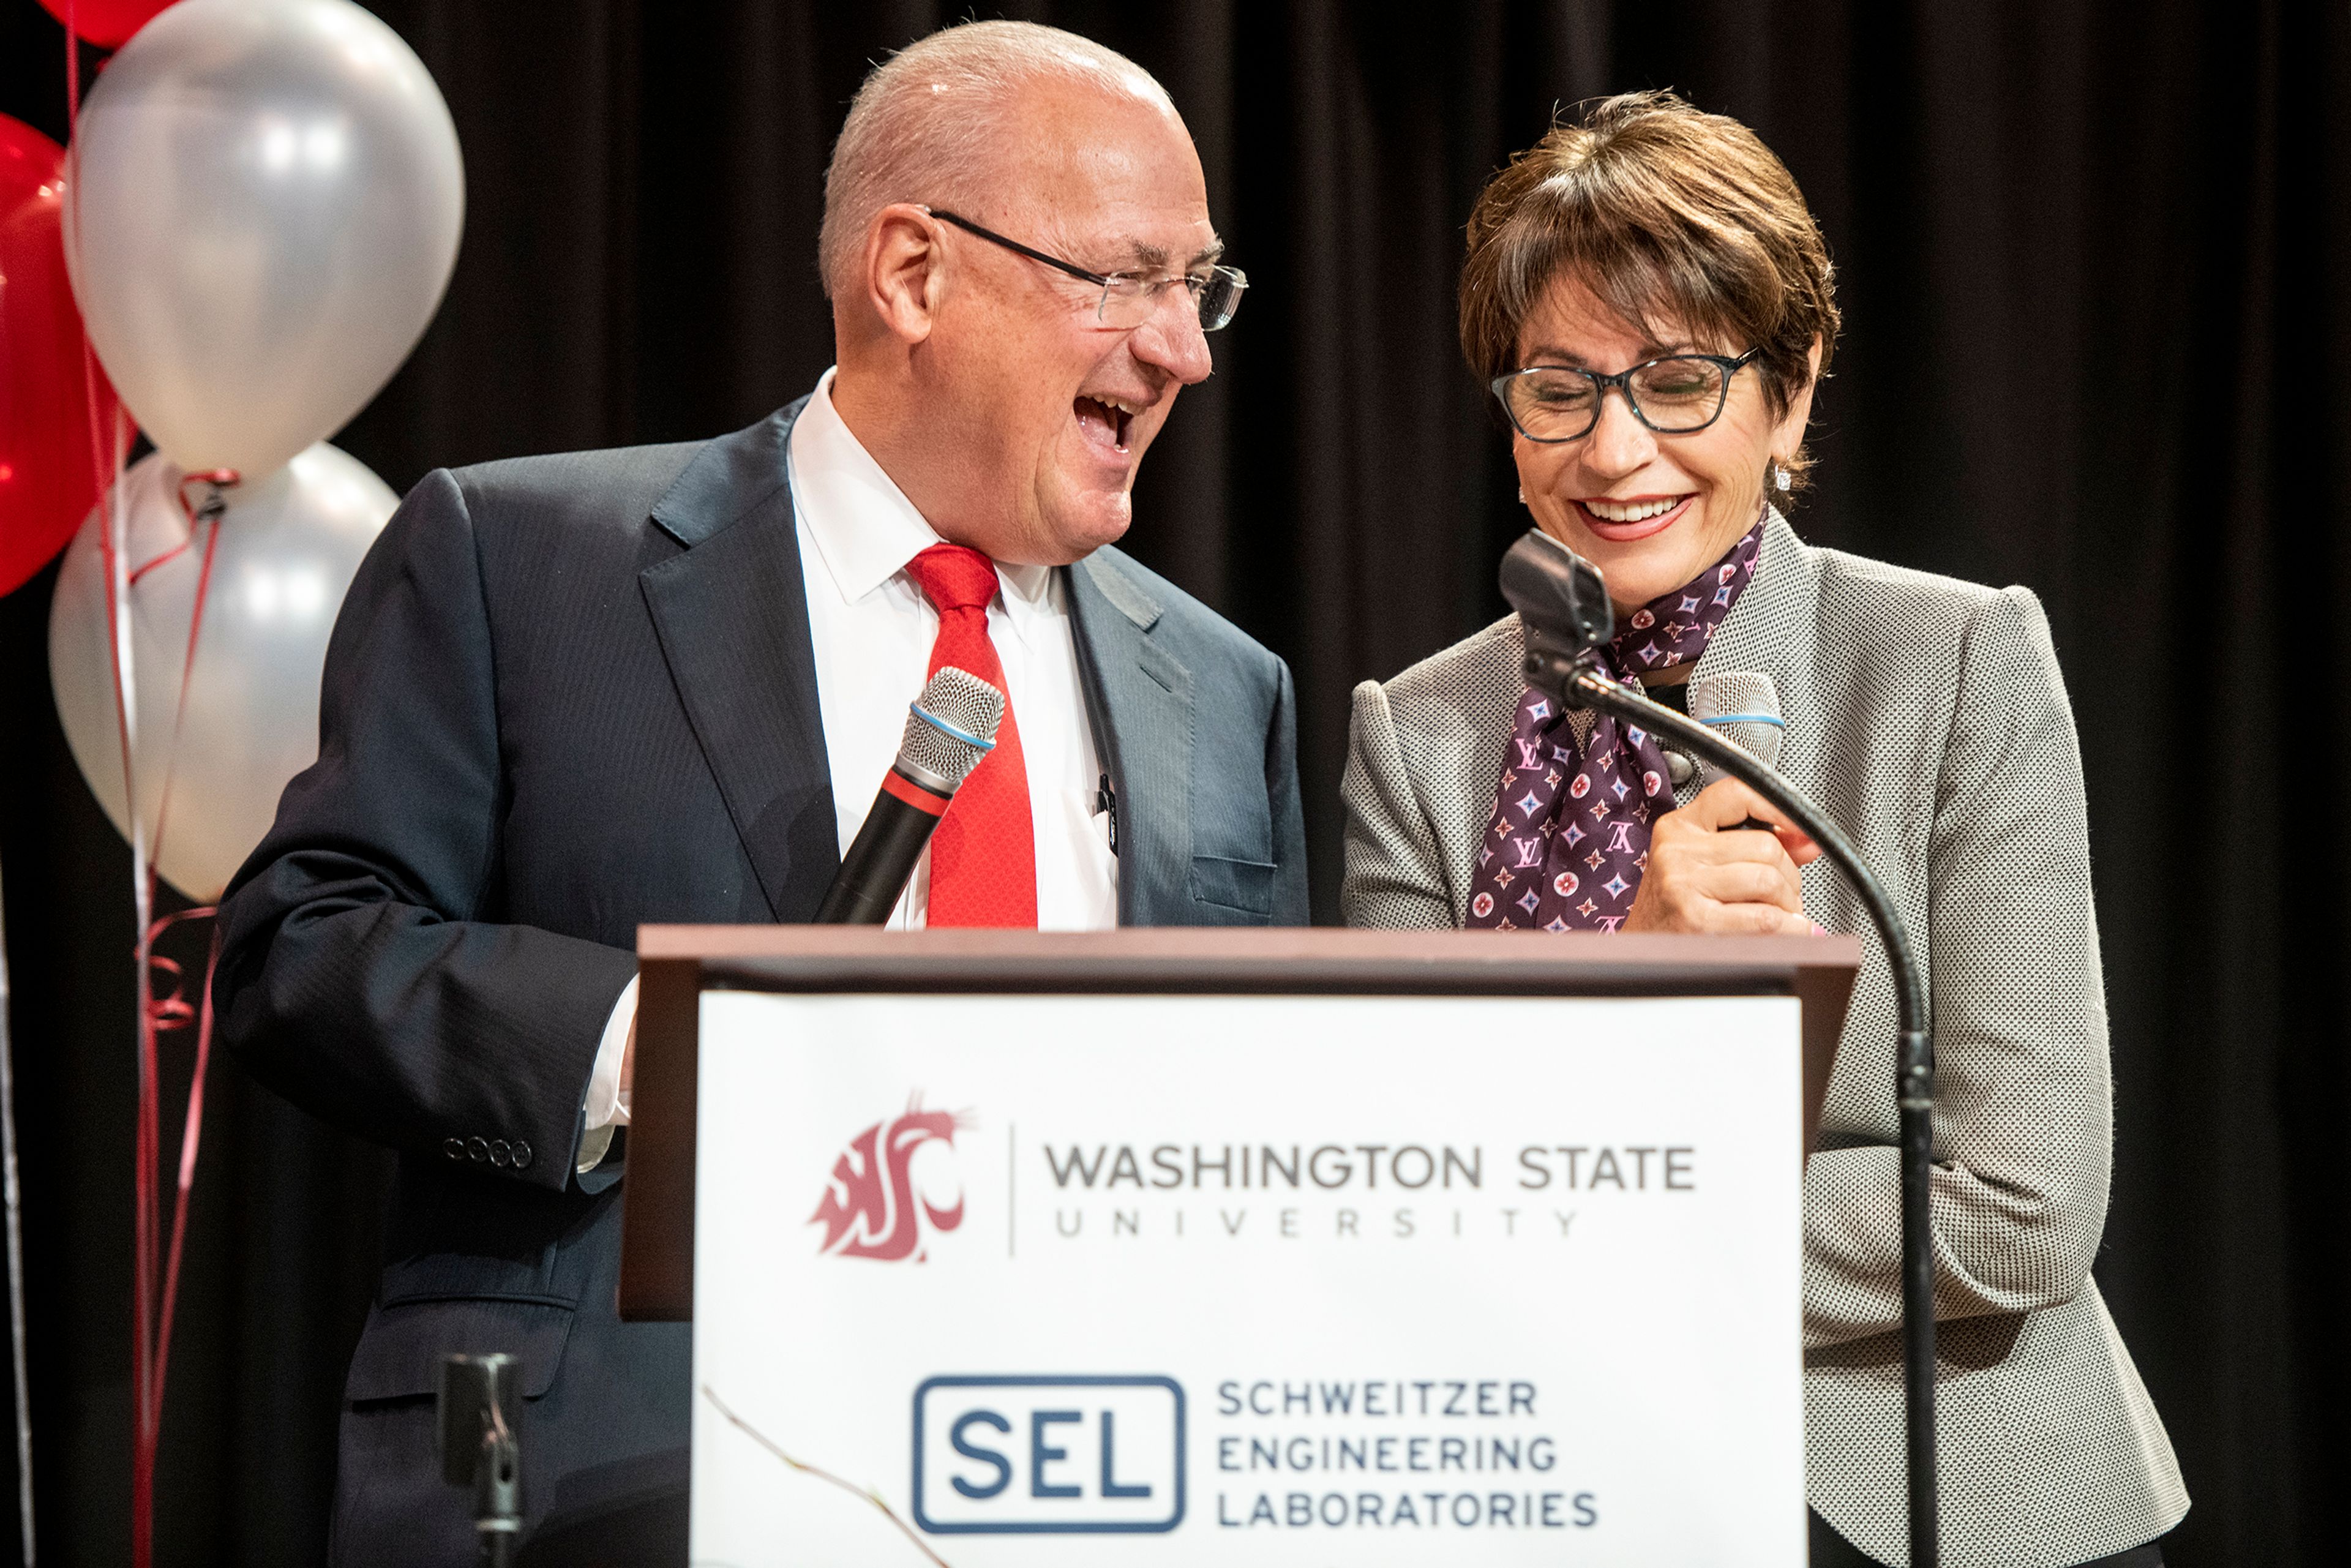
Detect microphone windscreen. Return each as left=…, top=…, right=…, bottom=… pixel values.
left=898, top=666, right=1006, bottom=791
left=1688, top=670, right=1783, bottom=788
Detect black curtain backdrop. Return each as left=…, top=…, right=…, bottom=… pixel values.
left=0, top=1, right=2342, bottom=1562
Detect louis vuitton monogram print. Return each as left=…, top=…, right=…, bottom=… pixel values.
left=1463, top=520, right=1763, bottom=932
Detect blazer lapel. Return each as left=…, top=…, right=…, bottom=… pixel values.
left=1066, top=550, right=1192, bottom=925
left=1695, top=509, right=1818, bottom=689
left=639, top=402, right=839, bottom=920
left=1684, top=509, right=1822, bottom=813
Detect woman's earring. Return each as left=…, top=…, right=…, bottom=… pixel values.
left=1772, top=462, right=1792, bottom=493
left=1518, top=487, right=1526, bottom=505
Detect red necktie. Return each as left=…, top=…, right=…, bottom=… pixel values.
left=902, top=544, right=1037, bottom=927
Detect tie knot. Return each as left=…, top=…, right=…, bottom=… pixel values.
left=906, top=543, right=1001, bottom=615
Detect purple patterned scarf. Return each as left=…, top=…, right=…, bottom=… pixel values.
left=1464, top=520, right=1764, bottom=932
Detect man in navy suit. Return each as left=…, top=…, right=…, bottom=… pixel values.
left=215, top=20, right=1306, bottom=1563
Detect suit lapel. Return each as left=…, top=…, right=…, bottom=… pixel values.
left=1689, top=509, right=1821, bottom=805
left=1066, top=550, right=1192, bottom=925
left=639, top=402, right=839, bottom=920
left=1698, top=509, right=1816, bottom=680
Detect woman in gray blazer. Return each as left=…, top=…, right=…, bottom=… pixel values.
left=1343, top=92, right=2186, bottom=1568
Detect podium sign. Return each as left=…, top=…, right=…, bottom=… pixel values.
left=675, top=958, right=1828, bottom=1567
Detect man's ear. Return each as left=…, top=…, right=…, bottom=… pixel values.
left=863, top=204, right=945, bottom=345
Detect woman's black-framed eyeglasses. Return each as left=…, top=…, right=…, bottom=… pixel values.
left=925, top=208, right=1247, bottom=332
left=1490, top=348, right=1763, bottom=443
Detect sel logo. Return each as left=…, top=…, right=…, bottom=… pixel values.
left=912, top=1376, right=1186, bottom=1535
left=808, top=1095, right=970, bottom=1262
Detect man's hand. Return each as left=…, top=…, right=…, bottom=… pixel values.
left=1624, top=777, right=1821, bottom=935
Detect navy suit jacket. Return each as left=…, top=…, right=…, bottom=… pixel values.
left=214, top=400, right=1309, bottom=1562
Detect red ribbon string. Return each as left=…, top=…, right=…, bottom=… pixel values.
left=62, top=6, right=244, bottom=1555
left=129, top=468, right=239, bottom=587
left=59, top=13, right=167, bottom=1564
left=148, top=472, right=236, bottom=865
left=140, top=909, right=218, bottom=1446
left=59, top=77, right=243, bottom=1546
left=119, top=463, right=230, bottom=1568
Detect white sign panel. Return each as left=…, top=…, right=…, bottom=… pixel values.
left=690, top=991, right=1804, bottom=1566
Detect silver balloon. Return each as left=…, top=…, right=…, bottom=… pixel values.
left=49, top=445, right=396, bottom=902
left=62, top=0, right=463, bottom=478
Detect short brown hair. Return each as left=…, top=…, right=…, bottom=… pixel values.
left=1460, top=92, right=1839, bottom=475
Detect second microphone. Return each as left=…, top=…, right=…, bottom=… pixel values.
left=814, top=665, right=1008, bottom=925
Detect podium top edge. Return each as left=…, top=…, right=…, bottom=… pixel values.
left=635, top=926, right=1861, bottom=997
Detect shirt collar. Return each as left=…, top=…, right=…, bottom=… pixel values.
left=789, top=367, right=1057, bottom=642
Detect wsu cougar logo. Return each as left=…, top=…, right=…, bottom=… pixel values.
left=808, top=1095, right=972, bottom=1262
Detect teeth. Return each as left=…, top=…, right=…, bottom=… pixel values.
left=1582, top=496, right=1685, bottom=523
left=1085, top=396, right=1144, bottom=416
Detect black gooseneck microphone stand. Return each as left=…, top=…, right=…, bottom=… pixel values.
left=440, top=1354, right=524, bottom=1566
left=1501, top=528, right=1940, bottom=1568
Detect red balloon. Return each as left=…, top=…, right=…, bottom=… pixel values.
left=0, top=113, right=123, bottom=598
left=35, top=0, right=176, bottom=48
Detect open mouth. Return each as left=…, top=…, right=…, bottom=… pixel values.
left=1573, top=493, right=1693, bottom=541
left=1075, top=394, right=1137, bottom=455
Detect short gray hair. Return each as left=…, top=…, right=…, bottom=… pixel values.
left=819, top=21, right=1173, bottom=300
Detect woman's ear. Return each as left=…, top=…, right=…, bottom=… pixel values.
left=1773, top=336, right=1824, bottom=459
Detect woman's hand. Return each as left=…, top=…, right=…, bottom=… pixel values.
left=1624, top=777, right=1822, bottom=934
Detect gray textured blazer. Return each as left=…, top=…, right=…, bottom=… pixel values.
left=1341, top=513, right=2186, bottom=1567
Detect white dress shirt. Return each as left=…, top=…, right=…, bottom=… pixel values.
left=579, top=370, right=1119, bottom=1160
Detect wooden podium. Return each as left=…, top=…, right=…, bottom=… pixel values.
left=618, top=926, right=1856, bottom=1565
left=619, top=927, right=1857, bottom=1321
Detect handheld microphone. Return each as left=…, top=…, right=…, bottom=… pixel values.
left=1688, top=670, right=1784, bottom=790
left=814, top=666, right=1007, bottom=925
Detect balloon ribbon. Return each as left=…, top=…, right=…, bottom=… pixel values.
left=120, top=471, right=235, bottom=1568
left=60, top=17, right=249, bottom=1564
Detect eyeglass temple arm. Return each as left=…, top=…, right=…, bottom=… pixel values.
left=920, top=207, right=1115, bottom=287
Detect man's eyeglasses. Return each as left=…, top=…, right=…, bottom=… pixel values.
left=925, top=208, right=1247, bottom=332
left=1491, top=348, right=1763, bottom=443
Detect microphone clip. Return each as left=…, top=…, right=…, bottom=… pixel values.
left=1095, top=772, right=1119, bottom=856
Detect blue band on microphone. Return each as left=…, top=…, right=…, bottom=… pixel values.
left=910, top=700, right=996, bottom=752
left=1698, top=713, right=1785, bottom=729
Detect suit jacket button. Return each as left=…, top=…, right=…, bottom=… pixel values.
left=467, top=1136, right=489, bottom=1163
left=489, top=1139, right=511, bottom=1168
left=443, top=1138, right=465, bottom=1161
left=509, top=1139, right=533, bottom=1170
